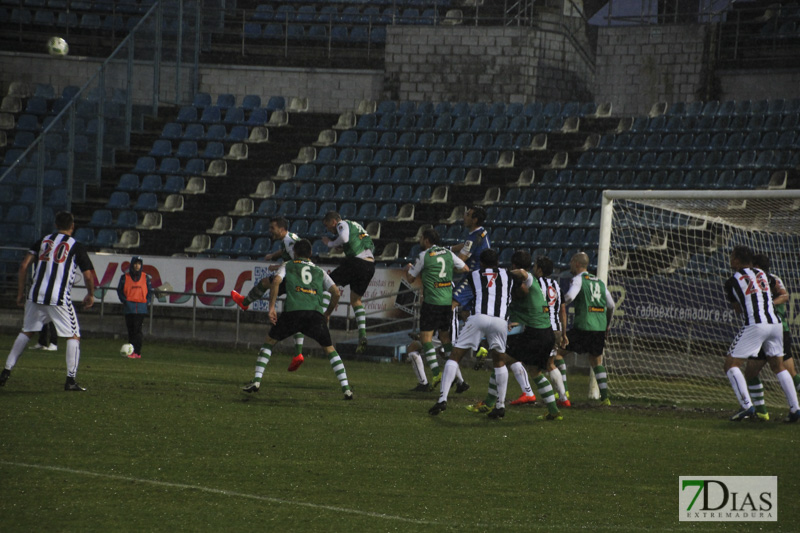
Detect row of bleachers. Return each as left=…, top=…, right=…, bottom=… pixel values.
left=597, top=130, right=800, bottom=152
left=628, top=112, right=799, bottom=133
left=251, top=4, right=443, bottom=24
left=160, top=123, right=255, bottom=143
left=573, top=149, right=798, bottom=171
left=2, top=0, right=156, bottom=14
left=113, top=174, right=186, bottom=194
left=336, top=130, right=534, bottom=150
left=147, top=140, right=235, bottom=160
left=175, top=105, right=280, bottom=126
left=663, top=98, right=800, bottom=117
left=309, top=147, right=508, bottom=168
left=189, top=92, right=286, bottom=111
left=245, top=21, right=386, bottom=43
left=251, top=0, right=450, bottom=8
left=294, top=163, right=466, bottom=184
left=534, top=168, right=778, bottom=190
left=1, top=8, right=162, bottom=33
left=370, top=100, right=601, bottom=118
left=351, top=112, right=570, bottom=134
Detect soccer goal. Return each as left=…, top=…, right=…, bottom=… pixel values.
left=596, top=189, right=800, bottom=407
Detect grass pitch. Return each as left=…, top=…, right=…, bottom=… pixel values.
left=0, top=333, right=798, bottom=532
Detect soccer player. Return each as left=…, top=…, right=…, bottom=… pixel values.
left=724, top=246, right=799, bottom=423
left=321, top=211, right=375, bottom=354
left=743, top=253, right=793, bottom=421
left=450, top=206, right=491, bottom=310
left=502, top=250, right=563, bottom=421
left=403, top=227, right=470, bottom=391
left=241, top=239, right=353, bottom=400
left=0, top=212, right=96, bottom=391
left=562, top=252, right=615, bottom=405
left=534, top=255, right=570, bottom=407
left=231, top=217, right=305, bottom=365
left=429, top=249, right=513, bottom=418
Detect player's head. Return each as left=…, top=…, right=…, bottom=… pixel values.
left=479, top=248, right=498, bottom=268
left=55, top=211, right=74, bottom=232
left=569, top=252, right=589, bottom=275
left=269, top=216, right=289, bottom=239
left=731, top=245, right=754, bottom=269
left=534, top=255, right=554, bottom=277
left=511, top=250, right=531, bottom=271
left=464, top=206, right=486, bottom=229
left=293, top=239, right=312, bottom=259
left=420, top=227, right=440, bottom=250
left=753, top=253, right=770, bottom=273
left=323, top=211, right=342, bottom=231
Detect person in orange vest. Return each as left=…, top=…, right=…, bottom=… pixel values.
left=116, top=256, right=154, bottom=359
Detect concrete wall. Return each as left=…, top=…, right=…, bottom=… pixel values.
left=383, top=23, right=594, bottom=104
left=717, top=68, right=800, bottom=102
left=1, top=51, right=383, bottom=114
left=593, top=24, right=709, bottom=116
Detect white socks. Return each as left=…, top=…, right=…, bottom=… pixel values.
left=726, top=367, right=752, bottom=409
left=776, top=369, right=799, bottom=413
left=408, top=351, right=427, bottom=385
left=495, top=365, right=509, bottom=409
left=438, top=359, right=459, bottom=403
left=510, top=361, right=533, bottom=396
left=66, top=338, right=80, bottom=378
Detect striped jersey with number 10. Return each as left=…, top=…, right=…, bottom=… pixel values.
left=467, top=268, right=513, bottom=319
left=28, top=232, right=94, bottom=306
left=725, top=267, right=781, bottom=326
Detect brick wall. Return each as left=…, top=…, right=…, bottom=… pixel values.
left=593, top=24, right=709, bottom=116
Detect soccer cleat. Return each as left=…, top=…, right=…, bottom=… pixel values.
left=537, top=412, right=563, bottom=421
left=411, top=383, right=431, bottom=392
left=128, top=353, right=141, bottom=359
left=64, top=378, right=85, bottom=391
left=30, top=343, right=45, bottom=350
left=242, top=381, right=261, bottom=393
left=455, top=381, right=470, bottom=394
left=287, top=354, right=304, bottom=372
left=755, top=411, right=770, bottom=422
left=343, top=389, right=353, bottom=400
left=510, top=394, right=537, bottom=406
left=0, top=368, right=10, bottom=386
left=556, top=399, right=572, bottom=408
left=431, top=372, right=442, bottom=389
left=44, top=344, right=57, bottom=351
left=355, top=336, right=368, bottom=354
left=783, top=410, right=800, bottom=423
left=730, top=406, right=755, bottom=421
left=473, top=346, right=488, bottom=370
left=600, top=398, right=611, bottom=406
left=466, top=401, right=491, bottom=413
left=428, top=401, right=447, bottom=415
left=230, top=290, right=249, bottom=311
left=487, top=407, right=506, bottom=419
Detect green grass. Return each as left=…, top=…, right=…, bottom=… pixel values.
left=1, top=333, right=798, bottom=532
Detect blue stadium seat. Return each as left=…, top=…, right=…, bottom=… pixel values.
left=139, top=174, right=162, bottom=192
left=105, top=192, right=130, bottom=210
left=115, top=210, right=138, bottom=229
left=133, top=192, right=158, bottom=211
left=95, top=229, right=118, bottom=248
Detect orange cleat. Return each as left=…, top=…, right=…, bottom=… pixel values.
left=556, top=399, right=572, bottom=408
left=288, top=354, right=304, bottom=372
left=230, top=290, right=248, bottom=311
left=509, top=394, right=537, bottom=406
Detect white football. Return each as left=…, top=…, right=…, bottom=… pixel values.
left=120, top=343, right=134, bottom=357
left=47, top=36, right=69, bottom=57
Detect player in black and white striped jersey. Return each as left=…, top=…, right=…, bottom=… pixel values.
left=429, top=249, right=516, bottom=417
left=723, top=245, right=799, bottom=423
left=533, top=256, right=570, bottom=407
left=0, top=212, right=96, bottom=391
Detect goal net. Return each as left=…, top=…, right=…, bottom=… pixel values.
left=597, top=190, right=800, bottom=407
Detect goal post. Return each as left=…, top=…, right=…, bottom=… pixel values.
left=597, top=189, right=800, bottom=407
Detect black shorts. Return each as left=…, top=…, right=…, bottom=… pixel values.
left=507, top=327, right=555, bottom=371
left=330, top=257, right=375, bottom=297
left=269, top=310, right=332, bottom=347
left=567, top=328, right=606, bottom=357
left=259, top=274, right=286, bottom=296
left=756, top=330, right=793, bottom=361
left=420, top=303, right=454, bottom=333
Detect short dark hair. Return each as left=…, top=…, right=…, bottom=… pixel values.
left=479, top=248, right=498, bottom=268
left=55, top=211, right=74, bottom=231
left=469, top=206, right=486, bottom=226
left=511, top=250, right=531, bottom=271
left=323, top=211, right=341, bottom=224
left=535, top=255, right=554, bottom=277
left=732, top=245, right=754, bottom=265
left=269, top=216, right=288, bottom=230
left=421, top=227, right=440, bottom=246
left=753, top=253, right=770, bottom=272
left=294, top=239, right=312, bottom=259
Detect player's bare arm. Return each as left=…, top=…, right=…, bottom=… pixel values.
left=16, top=253, right=34, bottom=307
left=82, top=269, right=96, bottom=309
left=325, top=284, right=341, bottom=318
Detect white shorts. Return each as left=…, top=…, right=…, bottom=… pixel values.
left=454, top=314, right=508, bottom=352
left=728, top=323, right=783, bottom=359
left=22, top=301, right=81, bottom=338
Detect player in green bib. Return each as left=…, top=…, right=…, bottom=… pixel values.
left=404, top=228, right=469, bottom=391
left=322, top=211, right=376, bottom=354
left=231, top=216, right=306, bottom=361
left=242, top=240, right=353, bottom=400
left=562, top=252, right=616, bottom=404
